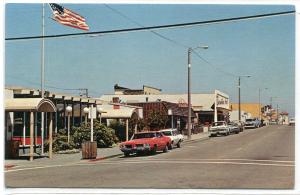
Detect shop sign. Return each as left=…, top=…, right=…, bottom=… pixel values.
left=178, top=98, right=188, bottom=107
left=216, top=95, right=229, bottom=108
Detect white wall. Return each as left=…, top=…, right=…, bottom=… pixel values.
left=229, top=110, right=251, bottom=122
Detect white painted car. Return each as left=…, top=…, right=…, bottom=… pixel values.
left=209, top=121, right=230, bottom=136
left=159, top=128, right=184, bottom=149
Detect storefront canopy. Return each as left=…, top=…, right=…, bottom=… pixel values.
left=5, top=98, right=57, bottom=112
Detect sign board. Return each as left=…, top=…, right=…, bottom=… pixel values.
left=88, top=107, right=97, bottom=119
left=215, top=90, right=230, bottom=110
left=178, top=98, right=188, bottom=107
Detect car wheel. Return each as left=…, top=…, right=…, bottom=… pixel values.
left=163, top=144, right=169, bottom=153
left=151, top=146, right=157, bottom=155
left=177, top=141, right=181, bottom=148
left=168, top=143, right=173, bottom=150
left=124, top=152, right=130, bottom=157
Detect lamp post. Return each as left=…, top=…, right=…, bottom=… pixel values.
left=66, top=106, right=72, bottom=144
left=168, top=109, right=173, bottom=129
left=238, top=75, right=251, bottom=121
left=187, top=45, right=208, bottom=140
left=258, top=88, right=268, bottom=120
left=97, top=106, right=106, bottom=125
left=83, top=107, right=89, bottom=124
left=90, top=104, right=94, bottom=142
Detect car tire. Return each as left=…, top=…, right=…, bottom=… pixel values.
left=177, top=141, right=181, bottom=148
left=124, top=152, right=130, bottom=157
left=151, top=146, right=157, bottom=155
left=163, top=144, right=169, bottom=153
left=168, top=143, right=173, bottom=150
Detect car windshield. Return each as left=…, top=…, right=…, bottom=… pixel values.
left=246, top=119, right=254, bottom=122
left=161, top=131, right=172, bottom=136
left=212, top=122, right=225, bottom=126
left=132, top=133, right=156, bottom=139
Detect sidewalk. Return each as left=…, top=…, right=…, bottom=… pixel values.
left=4, top=132, right=210, bottom=170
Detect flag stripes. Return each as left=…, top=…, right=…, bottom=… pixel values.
left=49, top=3, right=89, bottom=31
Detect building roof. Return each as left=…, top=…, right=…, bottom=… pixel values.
left=5, top=98, right=57, bottom=112
left=100, top=93, right=217, bottom=111
left=97, top=104, right=142, bottom=119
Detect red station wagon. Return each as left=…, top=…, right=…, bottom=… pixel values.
left=119, top=131, right=171, bottom=157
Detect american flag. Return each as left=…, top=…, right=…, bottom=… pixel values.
left=49, top=3, right=89, bottom=31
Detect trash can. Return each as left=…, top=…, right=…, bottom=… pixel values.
left=6, top=140, right=20, bottom=159
left=81, top=141, right=97, bottom=159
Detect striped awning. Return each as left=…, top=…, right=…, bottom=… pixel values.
left=5, top=98, right=57, bottom=112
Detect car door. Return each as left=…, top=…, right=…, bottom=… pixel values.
left=155, top=132, right=165, bottom=150
left=173, top=130, right=179, bottom=145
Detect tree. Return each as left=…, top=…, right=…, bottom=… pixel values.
left=147, top=110, right=168, bottom=130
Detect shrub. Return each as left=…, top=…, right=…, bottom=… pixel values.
left=46, top=129, right=75, bottom=152
left=109, top=119, right=134, bottom=142
left=72, top=120, right=119, bottom=148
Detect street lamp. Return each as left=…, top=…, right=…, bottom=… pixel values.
left=97, top=106, right=106, bottom=125
left=187, top=45, right=208, bottom=140
left=168, top=109, right=173, bottom=129
left=83, top=107, right=89, bottom=124
left=238, top=75, right=251, bottom=121
left=259, top=88, right=268, bottom=120
left=66, top=106, right=72, bottom=144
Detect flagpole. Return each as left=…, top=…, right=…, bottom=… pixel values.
left=41, top=3, right=45, bottom=155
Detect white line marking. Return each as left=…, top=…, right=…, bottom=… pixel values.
left=96, top=160, right=295, bottom=167
left=109, top=158, right=294, bottom=163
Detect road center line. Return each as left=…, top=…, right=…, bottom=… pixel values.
left=95, top=160, right=295, bottom=167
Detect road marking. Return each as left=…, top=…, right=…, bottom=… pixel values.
left=95, top=160, right=295, bottom=167
left=108, top=158, right=294, bottom=163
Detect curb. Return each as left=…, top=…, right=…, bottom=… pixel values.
left=182, top=136, right=210, bottom=145
left=88, top=153, right=123, bottom=162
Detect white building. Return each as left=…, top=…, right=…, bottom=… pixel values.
left=100, top=90, right=230, bottom=124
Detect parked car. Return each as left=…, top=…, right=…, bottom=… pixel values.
left=232, top=120, right=245, bottom=132
left=244, top=118, right=261, bottom=129
left=289, top=118, right=295, bottom=126
left=159, top=128, right=184, bottom=149
left=209, top=121, right=230, bottom=136
left=119, top=131, right=171, bottom=157
left=228, top=122, right=241, bottom=134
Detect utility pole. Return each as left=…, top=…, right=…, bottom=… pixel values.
left=187, top=48, right=192, bottom=140
left=238, top=77, right=241, bottom=121
left=41, top=3, right=45, bottom=155
left=187, top=45, right=208, bottom=140
left=237, top=75, right=251, bottom=121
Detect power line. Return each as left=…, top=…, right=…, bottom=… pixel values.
left=6, top=10, right=295, bottom=41
left=192, top=51, right=237, bottom=77
left=104, top=4, right=189, bottom=49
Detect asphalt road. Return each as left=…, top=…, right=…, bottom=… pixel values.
left=5, top=125, right=294, bottom=189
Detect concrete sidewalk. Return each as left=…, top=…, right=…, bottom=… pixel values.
left=4, top=132, right=210, bottom=170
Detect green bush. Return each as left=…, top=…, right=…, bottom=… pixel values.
left=46, top=129, right=75, bottom=153
left=109, top=119, right=133, bottom=142
left=72, top=120, right=119, bottom=148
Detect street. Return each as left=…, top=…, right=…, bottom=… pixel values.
left=5, top=125, right=294, bottom=189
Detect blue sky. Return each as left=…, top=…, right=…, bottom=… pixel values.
left=5, top=3, right=295, bottom=116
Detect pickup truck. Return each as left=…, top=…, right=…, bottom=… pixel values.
left=244, top=118, right=261, bottom=129
left=119, top=131, right=171, bottom=157
left=209, top=121, right=230, bottom=137
left=159, top=128, right=184, bottom=149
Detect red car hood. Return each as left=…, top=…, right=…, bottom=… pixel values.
left=121, top=138, right=155, bottom=145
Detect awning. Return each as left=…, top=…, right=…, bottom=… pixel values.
left=5, top=98, right=57, bottom=112
left=101, top=108, right=137, bottom=119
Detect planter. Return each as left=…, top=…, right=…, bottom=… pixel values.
left=5, top=140, right=20, bottom=159
left=81, top=141, right=97, bottom=159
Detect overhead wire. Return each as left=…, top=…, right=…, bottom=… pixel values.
left=104, top=4, right=240, bottom=78
left=5, top=10, right=295, bottom=41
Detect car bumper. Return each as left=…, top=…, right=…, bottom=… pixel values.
left=120, top=147, right=151, bottom=153
left=209, top=129, right=228, bottom=134
left=245, top=125, right=255, bottom=128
